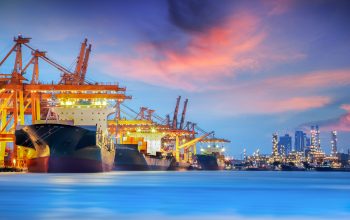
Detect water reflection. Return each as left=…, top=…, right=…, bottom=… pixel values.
left=0, top=171, right=350, bottom=219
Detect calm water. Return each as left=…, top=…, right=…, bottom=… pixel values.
left=1, top=171, right=350, bottom=219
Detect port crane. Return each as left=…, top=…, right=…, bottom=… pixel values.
left=0, top=36, right=131, bottom=168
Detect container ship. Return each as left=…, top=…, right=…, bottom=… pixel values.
left=114, top=144, right=173, bottom=171
left=15, top=104, right=116, bottom=173
left=195, top=145, right=227, bottom=170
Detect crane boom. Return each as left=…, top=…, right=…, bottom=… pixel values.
left=177, top=131, right=214, bottom=149
left=74, top=38, right=87, bottom=75
left=172, top=96, right=181, bottom=129
left=80, top=44, right=91, bottom=84
left=179, top=98, right=188, bottom=129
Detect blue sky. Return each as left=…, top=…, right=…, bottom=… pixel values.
left=1, top=0, right=350, bottom=157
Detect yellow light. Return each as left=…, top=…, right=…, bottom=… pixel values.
left=136, top=128, right=141, bottom=132
left=12, top=159, right=16, bottom=165
left=151, top=127, right=156, bottom=133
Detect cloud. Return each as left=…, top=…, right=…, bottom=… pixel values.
left=96, top=9, right=306, bottom=92
left=193, top=68, right=350, bottom=116
left=237, top=69, right=350, bottom=96
left=300, top=104, right=350, bottom=132
left=341, top=104, right=350, bottom=112
left=260, top=69, right=350, bottom=91
left=167, top=0, right=233, bottom=32
left=258, top=96, right=331, bottom=114
left=264, top=0, right=295, bottom=16
left=96, top=12, right=265, bottom=90
left=202, top=92, right=331, bottom=116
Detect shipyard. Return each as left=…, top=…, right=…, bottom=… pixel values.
left=0, top=36, right=231, bottom=173
left=1, top=37, right=350, bottom=173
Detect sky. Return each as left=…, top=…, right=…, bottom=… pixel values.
left=1, top=0, right=350, bottom=157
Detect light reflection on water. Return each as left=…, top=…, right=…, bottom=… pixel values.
left=1, top=171, right=350, bottom=219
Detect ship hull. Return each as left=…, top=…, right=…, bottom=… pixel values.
left=15, top=124, right=115, bottom=173
left=195, top=154, right=224, bottom=170
left=27, top=156, right=111, bottom=173
left=114, top=144, right=171, bottom=171
left=315, top=167, right=350, bottom=172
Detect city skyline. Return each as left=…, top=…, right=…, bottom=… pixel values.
left=1, top=0, right=350, bottom=156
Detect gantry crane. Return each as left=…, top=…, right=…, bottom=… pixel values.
left=0, top=35, right=131, bottom=168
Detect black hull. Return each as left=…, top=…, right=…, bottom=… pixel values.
left=196, top=154, right=222, bottom=170
left=114, top=144, right=171, bottom=171
left=315, top=167, right=350, bottom=172
left=280, top=164, right=305, bottom=171
left=15, top=124, right=114, bottom=173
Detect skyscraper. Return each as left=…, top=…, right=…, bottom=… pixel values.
left=305, top=136, right=311, bottom=147
left=310, top=125, right=321, bottom=152
left=331, top=131, right=337, bottom=156
left=295, top=131, right=306, bottom=152
left=278, top=134, right=292, bottom=155
left=272, top=133, right=279, bottom=157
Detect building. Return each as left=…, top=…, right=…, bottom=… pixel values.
left=272, top=133, right=279, bottom=159
left=278, top=134, right=292, bottom=156
left=310, top=125, right=321, bottom=152
left=331, top=131, right=337, bottom=156
left=305, top=137, right=311, bottom=147
left=295, top=131, right=306, bottom=152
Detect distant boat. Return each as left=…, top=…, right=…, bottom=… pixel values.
left=280, top=164, right=306, bottom=171
left=244, top=166, right=272, bottom=171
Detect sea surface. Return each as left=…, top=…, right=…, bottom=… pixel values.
left=1, top=171, right=350, bottom=220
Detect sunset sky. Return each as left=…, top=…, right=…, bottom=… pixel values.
left=1, top=0, right=350, bottom=156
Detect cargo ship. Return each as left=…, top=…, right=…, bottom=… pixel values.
left=195, top=146, right=227, bottom=170
left=114, top=144, right=172, bottom=171
left=15, top=105, right=116, bottom=173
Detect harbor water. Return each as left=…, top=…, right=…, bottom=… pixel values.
left=1, top=171, right=350, bottom=219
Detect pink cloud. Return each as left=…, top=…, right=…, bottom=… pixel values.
left=329, top=114, right=350, bottom=132
left=315, top=104, right=350, bottom=132
left=191, top=67, right=350, bottom=115
left=96, top=11, right=304, bottom=91
left=268, top=96, right=331, bottom=113
left=96, top=13, right=263, bottom=90
left=341, top=104, right=350, bottom=112
left=258, top=69, right=350, bottom=91
left=205, top=94, right=331, bottom=116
